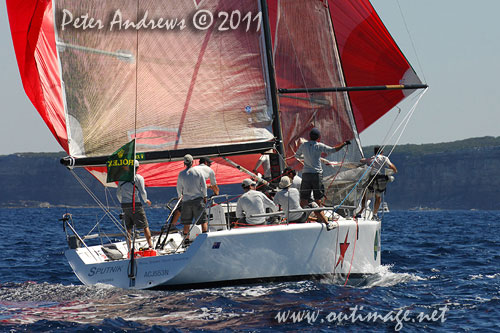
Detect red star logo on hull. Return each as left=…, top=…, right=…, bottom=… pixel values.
left=335, top=230, right=350, bottom=269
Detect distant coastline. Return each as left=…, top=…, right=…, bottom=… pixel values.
left=1, top=136, right=499, bottom=210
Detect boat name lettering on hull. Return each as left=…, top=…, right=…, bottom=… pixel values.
left=88, top=265, right=122, bottom=277
left=144, top=269, right=169, bottom=278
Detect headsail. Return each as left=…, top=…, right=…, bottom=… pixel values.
left=268, top=0, right=363, bottom=169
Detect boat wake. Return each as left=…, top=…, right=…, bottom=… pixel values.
left=320, top=265, right=424, bottom=288
left=0, top=282, right=253, bottom=328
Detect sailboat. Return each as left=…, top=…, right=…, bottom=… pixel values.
left=7, top=0, right=427, bottom=289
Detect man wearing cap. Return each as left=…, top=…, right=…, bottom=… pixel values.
left=116, top=160, right=153, bottom=249
left=273, top=176, right=314, bottom=223
left=283, top=167, right=302, bottom=190
left=177, top=154, right=208, bottom=237
left=194, top=157, right=219, bottom=195
left=295, top=128, right=350, bottom=228
left=236, top=178, right=277, bottom=225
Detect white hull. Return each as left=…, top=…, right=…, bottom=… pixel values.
left=65, top=218, right=381, bottom=289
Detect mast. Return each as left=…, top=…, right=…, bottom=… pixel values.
left=259, top=0, right=284, bottom=158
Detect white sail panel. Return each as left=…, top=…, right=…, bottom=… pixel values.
left=54, top=0, right=273, bottom=157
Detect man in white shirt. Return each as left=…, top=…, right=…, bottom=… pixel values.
left=295, top=128, right=349, bottom=208
left=236, top=178, right=277, bottom=225
left=177, top=154, right=208, bottom=235
left=359, top=146, right=398, bottom=219
left=274, top=176, right=309, bottom=223
left=117, top=160, right=153, bottom=249
left=283, top=167, right=302, bottom=190
left=253, top=153, right=271, bottom=180
left=295, top=128, right=349, bottom=229
left=194, top=157, right=219, bottom=195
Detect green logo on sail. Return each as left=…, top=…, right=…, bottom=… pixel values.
left=106, top=140, right=135, bottom=182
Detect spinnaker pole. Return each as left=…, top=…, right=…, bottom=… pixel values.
left=278, top=84, right=428, bottom=94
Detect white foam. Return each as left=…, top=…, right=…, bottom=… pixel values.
left=320, top=265, right=425, bottom=288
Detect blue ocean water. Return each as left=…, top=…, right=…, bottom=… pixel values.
left=0, top=208, right=498, bottom=332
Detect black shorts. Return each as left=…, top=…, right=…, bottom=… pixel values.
left=181, top=197, right=207, bottom=225
left=300, top=173, right=324, bottom=201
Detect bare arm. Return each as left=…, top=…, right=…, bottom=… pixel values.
left=253, top=156, right=264, bottom=172
left=388, top=162, right=398, bottom=173
left=210, top=184, right=220, bottom=195
left=333, top=140, right=350, bottom=152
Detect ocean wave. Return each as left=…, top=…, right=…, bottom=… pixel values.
left=319, top=265, right=425, bottom=288
left=469, top=273, right=500, bottom=280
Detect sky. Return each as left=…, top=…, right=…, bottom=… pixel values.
left=1, top=0, right=499, bottom=155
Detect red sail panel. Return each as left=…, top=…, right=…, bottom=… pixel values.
left=267, top=0, right=422, bottom=134
left=266, top=0, right=362, bottom=170
left=6, top=0, right=68, bottom=152
left=328, top=0, right=422, bottom=132
left=88, top=154, right=259, bottom=188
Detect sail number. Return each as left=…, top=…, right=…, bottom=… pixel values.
left=193, top=10, right=262, bottom=32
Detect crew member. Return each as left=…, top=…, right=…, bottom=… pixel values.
left=116, top=160, right=153, bottom=249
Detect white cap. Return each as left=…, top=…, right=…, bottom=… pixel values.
left=242, top=178, right=256, bottom=187
left=184, top=154, right=194, bottom=165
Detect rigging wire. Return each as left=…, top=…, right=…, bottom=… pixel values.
left=334, top=88, right=428, bottom=213
left=68, top=169, right=126, bottom=235
left=382, top=89, right=428, bottom=158
left=355, top=89, right=428, bottom=211
left=367, top=89, right=427, bottom=180
left=395, top=0, right=427, bottom=83
left=376, top=106, right=402, bottom=151
left=134, top=0, right=140, bottom=140
left=324, top=145, right=349, bottom=198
